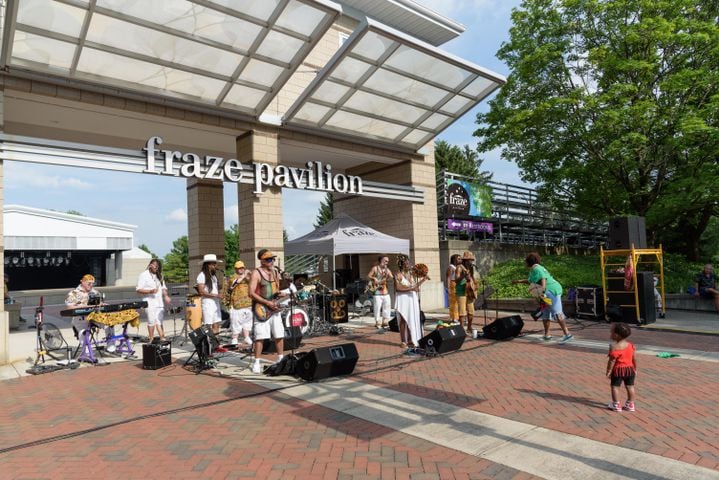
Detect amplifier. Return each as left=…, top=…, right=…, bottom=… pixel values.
left=575, top=285, right=605, bottom=318
left=142, top=341, right=172, bottom=370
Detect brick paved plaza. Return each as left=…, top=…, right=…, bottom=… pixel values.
left=1, top=313, right=718, bottom=480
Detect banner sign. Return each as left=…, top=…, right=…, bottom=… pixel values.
left=445, top=178, right=492, bottom=217
left=447, top=219, right=493, bottom=233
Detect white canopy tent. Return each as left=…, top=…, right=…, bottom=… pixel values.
left=285, top=214, right=410, bottom=288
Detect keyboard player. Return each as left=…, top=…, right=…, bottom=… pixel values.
left=65, top=274, right=116, bottom=353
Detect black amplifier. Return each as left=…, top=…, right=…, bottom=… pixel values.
left=575, top=285, right=605, bottom=319
left=142, top=341, right=172, bottom=370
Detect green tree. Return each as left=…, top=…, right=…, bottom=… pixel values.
left=435, top=140, right=493, bottom=181
left=475, top=0, right=719, bottom=260
left=314, top=192, right=333, bottom=228
left=138, top=244, right=156, bottom=258
left=163, top=236, right=188, bottom=284
left=224, top=224, right=240, bottom=267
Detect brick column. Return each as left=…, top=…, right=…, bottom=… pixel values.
left=334, top=142, right=442, bottom=309
left=236, top=127, right=283, bottom=270
left=0, top=87, right=8, bottom=364
left=187, top=178, right=225, bottom=286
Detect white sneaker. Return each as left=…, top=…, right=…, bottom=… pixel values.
left=244, top=337, right=253, bottom=346
left=251, top=362, right=262, bottom=374
left=231, top=337, right=239, bottom=345
left=276, top=355, right=284, bottom=363
left=106, top=344, right=116, bottom=353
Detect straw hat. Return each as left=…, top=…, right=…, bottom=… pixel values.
left=462, top=251, right=475, bottom=261
left=234, top=260, right=245, bottom=269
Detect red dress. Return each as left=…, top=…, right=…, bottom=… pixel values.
left=609, top=342, right=636, bottom=377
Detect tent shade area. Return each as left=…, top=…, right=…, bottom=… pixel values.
left=285, top=214, right=410, bottom=288
left=285, top=214, right=410, bottom=256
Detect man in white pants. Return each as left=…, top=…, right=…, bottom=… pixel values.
left=196, top=253, right=227, bottom=354
left=223, top=260, right=253, bottom=346
left=136, top=259, right=171, bottom=342
left=249, top=249, right=287, bottom=373
left=367, top=256, right=393, bottom=332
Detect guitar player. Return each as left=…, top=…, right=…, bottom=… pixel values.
left=248, top=249, right=288, bottom=374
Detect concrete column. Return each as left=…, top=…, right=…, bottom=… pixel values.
left=334, top=142, right=442, bottom=309
left=236, top=127, right=283, bottom=270
left=0, top=87, right=8, bottom=364
left=187, top=178, right=225, bottom=287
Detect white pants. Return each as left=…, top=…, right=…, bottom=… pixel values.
left=230, top=307, right=252, bottom=335
left=253, top=311, right=285, bottom=340
left=201, top=299, right=222, bottom=325
left=145, top=307, right=165, bottom=327
left=373, top=294, right=391, bottom=324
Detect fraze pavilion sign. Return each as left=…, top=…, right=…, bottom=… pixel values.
left=142, top=136, right=363, bottom=195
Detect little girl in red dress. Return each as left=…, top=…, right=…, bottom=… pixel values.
left=606, top=322, right=637, bottom=412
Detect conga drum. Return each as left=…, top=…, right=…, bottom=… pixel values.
left=186, top=295, right=202, bottom=329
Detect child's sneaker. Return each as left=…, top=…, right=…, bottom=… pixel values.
left=607, top=401, right=622, bottom=412
left=623, top=401, right=635, bottom=412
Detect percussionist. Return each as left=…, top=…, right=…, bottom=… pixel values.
left=65, top=274, right=116, bottom=353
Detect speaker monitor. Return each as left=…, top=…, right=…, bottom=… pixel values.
left=188, top=325, right=219, bottom=357
left=607, top=271, right=656, bottom=325
left=608, top=216, right=647, bottom=249
left=262, top=326, right=302, bottom=353
left=418, top=324, right=466, bottom=354
left=482, top=315, right=524, bottom=340
left=142, top=341, right=171, bottom=370
left=296, top=343, right=359, bottom=381
left=575, top=285, right=605, bottom=318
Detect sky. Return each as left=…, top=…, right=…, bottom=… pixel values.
left=3, top=0, right=523, bottom=257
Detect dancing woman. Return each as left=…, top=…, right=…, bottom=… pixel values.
left=394, top=255, right=426, bottom=352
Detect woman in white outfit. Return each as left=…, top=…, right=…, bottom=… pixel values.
left=394, top=255, right=426, bottom=352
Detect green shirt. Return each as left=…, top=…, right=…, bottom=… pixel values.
left=528, top=265, right=562, bottom=297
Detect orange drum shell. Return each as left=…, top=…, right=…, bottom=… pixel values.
left=186, top=295, right=203, bottom=330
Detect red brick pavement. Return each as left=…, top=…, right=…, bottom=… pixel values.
left=1, top=321, right=718, bottom=479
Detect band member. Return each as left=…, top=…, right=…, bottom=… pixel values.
left=394, top=255, right=427, bottom=352
left=135, top=259, right=171, bottom=342
left=367, top=256, right=394, bottom=331
left=455, top=251, right=477, bottom=336
left=197, top=253, right=227, bottom=353
left=249, top=249, right=287, bottom=373
left=223, top=260, right=253, bottom=346
left=65, top=274, right=115, bottom=352
left=446, top=254, right=461, bottom=323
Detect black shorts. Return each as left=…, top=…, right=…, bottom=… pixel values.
left=610, top=372, right=636, bottom=387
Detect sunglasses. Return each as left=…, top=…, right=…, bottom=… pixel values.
left=263, top=257, right=275, bottom=263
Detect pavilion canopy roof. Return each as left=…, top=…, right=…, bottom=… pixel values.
left=1, top=0, right=505, bottom=152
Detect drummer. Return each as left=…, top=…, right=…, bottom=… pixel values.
left=65, top=274, right=116, bottom=352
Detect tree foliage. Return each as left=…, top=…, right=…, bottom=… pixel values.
left=314, top=192, right=334, bottom=228
left=138, top=244, right=156, bottom=258
left=435, top=140, right=493, bottom=181
left=224, top=224, right=240, bottom=268
left=475, top=0, right=719, bottom=260
left=162, top=236, right=188, bottom=284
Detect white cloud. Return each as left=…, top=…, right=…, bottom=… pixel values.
left=5, top=163, right=94, bottom=190
left=165, top=208, right=187, bottom=223
left=224, top=204, right=239, bottom=226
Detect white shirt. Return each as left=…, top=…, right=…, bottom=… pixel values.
left=197, top=271, right=219, bottom=306
left=136, top=270, right=166, bottom=309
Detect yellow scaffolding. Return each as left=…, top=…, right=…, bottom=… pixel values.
left=600, top=245, right=665, bottom=323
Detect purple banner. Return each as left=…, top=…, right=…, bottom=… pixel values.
left=447, top=219, right=494, bottom=233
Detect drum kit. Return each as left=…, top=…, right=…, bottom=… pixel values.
left=173, top=280, right=348, bottom=343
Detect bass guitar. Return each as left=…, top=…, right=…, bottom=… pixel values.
left=253, top=300, right=283, bottom=322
